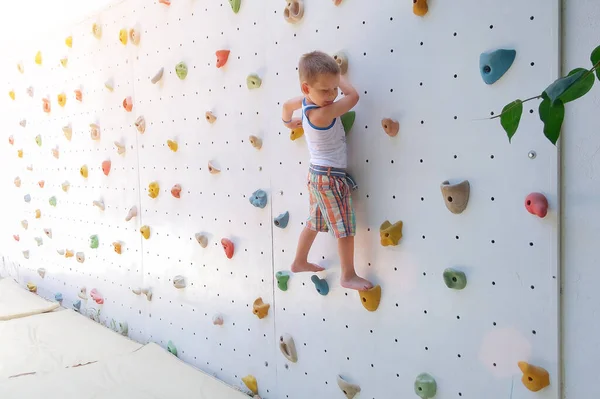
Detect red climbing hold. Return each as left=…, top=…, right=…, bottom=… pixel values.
left=216, top=50, right=230, bottom=68
left=102, top=160, right=111, bottom=176
left=221, top=238, right=234, bottom=259
left=90, top=289, right=104, bottom=305
left=123, top=96, right=133, bottom=112
left=13, top=235, right=19, bottom=241
left=171, top=184, right=182, bottom=198
left=525, top=192, right=548, bottom=218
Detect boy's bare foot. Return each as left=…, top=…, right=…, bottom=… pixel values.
left=291, top=261, right=324, bottom=273
left=341, top=275, right=373, bottom=291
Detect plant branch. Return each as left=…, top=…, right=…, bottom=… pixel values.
left=489, top=95, right=542, bottom=120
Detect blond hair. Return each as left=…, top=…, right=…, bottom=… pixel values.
left=298, top=51, right=340, bottom=84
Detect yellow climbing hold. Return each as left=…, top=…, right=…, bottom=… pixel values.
left=27, top=283, right=37, bottom=293
left=148, top=182, right=160, bottom=198
left=35, top=51, right=42, bottom=65
left=17, top=149, right=23, bottom=158
left=518, top=361, right=550, bottom=392
left=92, top=23, right=102, bottom=39
left=60, top=58, right=68, bottom=68
left=167, top=140, right=178, bottom=152
left=17, top=62, right=24, bottom=74
left=359, top=285, right=381, bottom=312
left=119, top=28, right=128, bottom=45
left=65, top=36, right=73, bottom=48
left=290, top=127, right=304, bottom=141
left=57, top=93, right=66, bottom=107
left=9, top=90, right=15, bottom=100
left=252, top=297, right=270, bottom=319
left=242, top=375, right=258, bottom=395
left=35, top=209, right=41, bottom=219
left=379, top=220, right=403, bottom=246
left=80, top=165, right=88, bottom=178
left=140, top=225, right=150, bottom=239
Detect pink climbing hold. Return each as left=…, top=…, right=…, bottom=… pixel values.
left=525, top=192, right=548, bottom=218
left=8, top=135, right=14, bottom=145
left=13, top=235, right=19, bottom=241
left=102, top=160, right=111, bottom=176
left=90, top=288, right=104, bottom=304
left=221, top=238, right=234, bottom=259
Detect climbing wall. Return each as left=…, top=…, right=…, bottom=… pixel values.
left=0, top=0, right=560, bottom=398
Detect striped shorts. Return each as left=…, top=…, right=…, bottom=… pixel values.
left=306, top=170, right=356, bottom=238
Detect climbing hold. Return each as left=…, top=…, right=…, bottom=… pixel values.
left=65, top=249, right=74, bottom=258
left=92, top=23, right=102, bottom=39
left=274, top=211, right=289, bottom=228
left=63, top=124, right=72, bottom=141
left=337, top=375, right=361, bottom=399
left=73, top=300, right=81, bottom=311
left=17, top=149, right=23, bottom=158
left=35, top=209, right=41, bottom=219
left=246, top=74, right=262, bottom=89
left=8, top=90, right=15, bottom=100
left=90, top=235, right=99, bottom=249
left=104, top=78, right=114, bottom=91
left=8, top=136, right=14, bottom=145
left=119, top=28, right=128, bottom=45
left=26, top=164, right=33, bottom=171
left=114, top=141, right=126, bottom=155
left=14, top=177, right=21, bottom=187
left=78, top=287, right=87, bottom=299
left=102, top=160, right=111, bottom=176
left=57, top=249, right=65, bottom=256
left=140, top=225, right=150, bottom=239
left=24, top=194, right=31, bottom=203
left=90, top=289, right=104, bottom=304
left=275, top=271, right=290, bottom=291
left=208, top=161, right=221, bottom=174
left=205, top=111, right=217, bottom=124
left=49, top=196, right=57, bottom=207
left=334, top=0, right=343, bottom=5
left=381, top=118, right=399, bottom=137
left=21, top=220, right=28, bottom=229
left=13, top=235, right=19, bottom=241
left=123, top=96, right=133, bottom=112
left=126, top=206, right=138, bottom=221
left=228, top=0, right=241, bottom=13
left=216, top=50, right=230, bottom=68
left=60, top=57, right=68, bottom=68
left=284, top=0, right=304, bottom=23
left=159, top=0, right=171, bottom=5
left=221, top=238, right=234, bottom=258
left=65, top=36, right=72, bottom=47
left=74, top=89, right=82, bottom=101
left=173, top=275, right=186, bottom=289
left=112, top=242, right=122, bottom=254
left=76, top=252, right=85, bottom=263
left=249, top=135, right=262, bottom=149
left=479, top=49, right=517, bottom=85
left=341, top=111, right=355, bottom=134
left=443, top=268, right=467, bottom=290
left=35, top=135, right=42, bottom=147
left=167, top=340, right=177, bottom=357
left=80, top=165, right=88, bottom=178
left=61, top=181, right=70, bottom=192
left=311, top=275, right=329, bottom=296
left=35, top=51, right=42, bottom=65
left=90, top=123, right=101, bottom=140
left=380, top=220, right=403, bottom=246
left=44, top=228, right=52, bottom=238
left=93, top=199, right=105, bottom=211
left=129, top=28, right=140, bottom=45
left=26, top=86, right=34, bottom=97
left=151, top=68, right=164, bottom=84
left=333, top=52, right=348, bottom=74
left=23, top=251, right=30, bottom=259
left=52, top=147, right=59, bottom=159
left=213, top=314, right=224, bottom=326
left=195, top=233, right=208, bottom=248
left=413, top=0, right=428, bottom=16
left=19, top=119, right=26, bottom=128
left=135, top=116, right=146, bottom=133
left=175, top=62, right=188, bottom=80
left=27, top=282, right=36, bottom=292
left=148, top=182, right=160, bottom=198
left=279, top=334, right=298, bottom=362
left=440, top=180, right=470, bottom=214
left=35, top=237, right=43, bottom=246
left=518, top=361, right=550, bottom=392
left=252, top=297, right=270, bottom=319
left=55, top=293, right=63, bottom=302
left=525, top=192, right=548, bottom=218
left=38, top=180, right=45, bottom=188
left=17, top=62, right=24, bottom=74
left=167, top=139, right=178, bottom=152
left=414, top=373, right=437, bottom=399
left=171, top=184, right=182, bottom=198
left=142, top=287, right=152, bottom=301
left=242, top=375, right=258, bottom=395
left=250, top=189, right=268, bottom=208
left=42, top=98, right=51, bottom=113
left=359, top=285, right=381, bottom=312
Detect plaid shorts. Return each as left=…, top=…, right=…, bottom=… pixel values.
left=306, top=170, right=356, bottom=238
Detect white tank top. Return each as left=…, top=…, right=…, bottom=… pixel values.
left=301, top=98, right=347, bottom=169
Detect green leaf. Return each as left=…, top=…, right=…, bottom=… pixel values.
left=500, top=100, right=523, bottom=142
left=590, top=44, right=600, bottom=81
left=544, top=69, right=593, bottom=105
left=538, top=93, right=564, bottom=145
left=341, top=111, right=355, bottom=135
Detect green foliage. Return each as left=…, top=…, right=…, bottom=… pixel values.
left=494, top=44, right=600, bottom=145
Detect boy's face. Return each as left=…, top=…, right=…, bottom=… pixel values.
left=302, top=73, right=340, bottom=107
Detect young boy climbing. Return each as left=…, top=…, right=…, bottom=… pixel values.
left=281, top=51, right=373, bottom=291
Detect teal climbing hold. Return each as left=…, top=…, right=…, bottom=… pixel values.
left=274, top=211, right=289, bottom=228
left=229, top=0, right=241, bottom=13
left=249, top=189, right=267, bottom=208
left=341, top=111, right=355, bottom=134
left=175, top=62, right=188, bottom=80
left=311, top=275, right=329, bottom=296
left=443, top=268, right=467, bottom=290
left=276, top=271, right=290, bottom=291
left=55, top=293, right=63, bottom=302
left=167, top=340, right=177, bottom=356
left=49, top=196, right=57, bottom=207
left=414, top=373, right=437, bottom=399
left=479, top=49, right=516, bottom=85
left=90, top=235, right=99, bottom=249
left=73, top=300, right=81, bottom=311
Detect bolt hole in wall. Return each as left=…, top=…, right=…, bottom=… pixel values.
left=0, top=0, right=559, bottom=398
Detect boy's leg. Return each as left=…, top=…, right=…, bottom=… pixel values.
left=338, top=236, right=373, bottom=291
left=291, top=227, right=324, bottom=272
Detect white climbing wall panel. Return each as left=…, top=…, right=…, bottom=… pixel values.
left=0, top=0, right=560, bottom=398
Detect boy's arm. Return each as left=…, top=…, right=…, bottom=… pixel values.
left=309, top=75, right=359, bottom=127
left=282, top=96, right=304, bottom=128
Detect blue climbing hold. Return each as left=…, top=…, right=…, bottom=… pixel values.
left=55, top=292, right=63, bottom=302
left=274, top=211, right=289, bottom=228
left=479, top=49, right=516, bottom=85
left=24, top=194, right=31, bottom=203
left=311, top=275, right=329, bottom=296
left=73, top=300, right=81, bottom=311
left=249, top=189, right=268, bottom=208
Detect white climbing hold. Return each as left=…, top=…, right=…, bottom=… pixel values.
left=173, top=275, right=186, bottom=289
left=37, top=268, right=46, bottom=278
left=44, top=228, right=52, bottom=238
left=76, top=252, right=85, bottom=263
left=195, top=233, right=208, bottom=248
left=78, top=287, right=87, bottom=300
left=93, top=199, right=105, bottom=211
left=337, top=375, right=361, bottom=399
left=132, top=288, right=142, bottom=295
left=114, top=141, right=126, bottom=155
left=141, top=287, right=153, bottom=301
left=125, top=206, right=137, bottom=221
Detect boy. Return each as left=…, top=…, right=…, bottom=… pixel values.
left=281, top=51, right=373, bottom=291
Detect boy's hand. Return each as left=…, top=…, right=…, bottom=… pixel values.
left=284, top=118, right=302, bottom=129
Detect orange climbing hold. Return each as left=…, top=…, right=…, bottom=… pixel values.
left=102, top=160, right=111, bottom=176
left=381, top=118, right=399, bottom=137
left=113, top=242, right=122, bottom=254
left=205, top=111, right=217, bottom=124
left=215, top=50, right=230, bottom=68
left=252, top=298, right=270, bottom=319
left=221, top=238, right=234, bottom=259
left=359, top=285, right=381, bottom=312
left=171, top=184, right=182, bottom=198
left=65, top=249, right=74, bottom=258
left=159, top=0, right=171, bottom=5
left=123, top=96, right=133, bottom=112
left=38, top=180, right=45, bottom=188
left=518, top=361, right=550, bottom=392
left=42, top=98, right=51, bottom=113
left=413, top=0, right=428, bottom=16
left=75, top=89, right=82, bottom=102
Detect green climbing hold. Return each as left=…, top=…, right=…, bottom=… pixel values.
left=167, top=340, right=177, bottom=356
left=90, top=234, right=99, bottom=249
left=246, top=74, right=262, bottom=89
left=35, top=135, right=42, bottom=147
left=175, top=62, right=188, bottom=80
left=228, top=0, right=241, bottom=13
left=49, top=196, right=57, bottom=207
left=276, top=271, right=290, bottom=291
left=414, top=373, right=437, bottom=399
left=443, top=268, right=467, bottom=290
left=341, top=111, right=355, bottom=135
